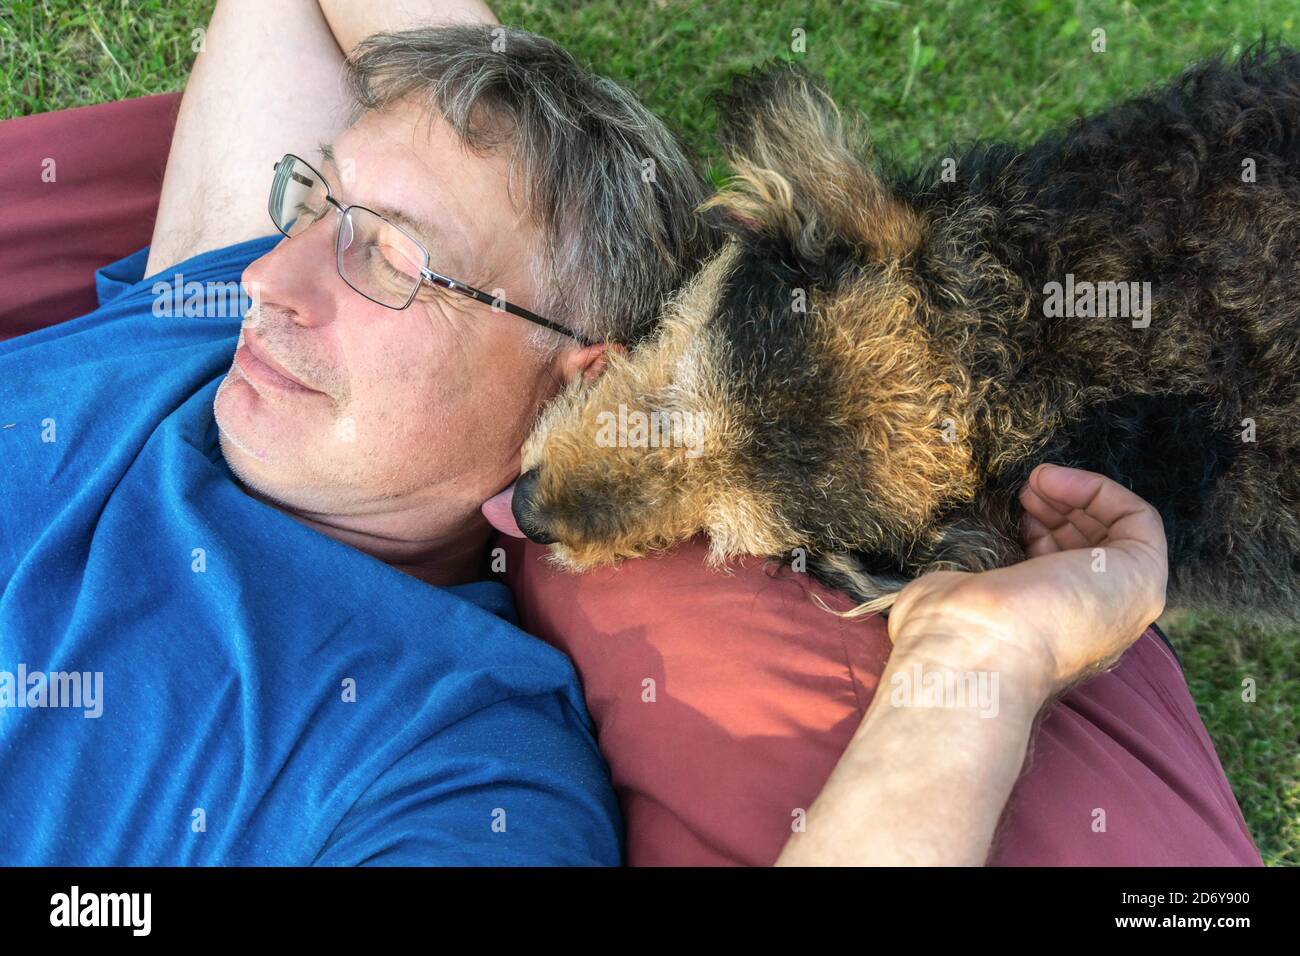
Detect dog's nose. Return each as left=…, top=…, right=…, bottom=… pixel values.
left=511, top=468, right=557, bottom=545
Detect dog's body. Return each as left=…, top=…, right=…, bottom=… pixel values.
left=512, top=46, right=1300, bottom=625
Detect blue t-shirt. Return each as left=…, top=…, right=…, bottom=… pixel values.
left=0, top=236, right=621, bottom=866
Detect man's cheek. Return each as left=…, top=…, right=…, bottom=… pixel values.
left=346, top=392, right=430, bottom=452
left=329, top=411, right=363, bottom=447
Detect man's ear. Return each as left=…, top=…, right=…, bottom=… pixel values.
left=557, top=341, right=627, bottom=387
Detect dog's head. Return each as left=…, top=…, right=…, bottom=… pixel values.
left=495, top=65, right=977, bottom=570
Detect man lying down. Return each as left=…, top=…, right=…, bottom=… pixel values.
left=0, top=1, right=1218, bottom=866
left=1, top=1, right=675, bottom=866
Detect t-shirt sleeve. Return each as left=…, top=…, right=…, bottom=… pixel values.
left=311, top=690, right=622, bottom=867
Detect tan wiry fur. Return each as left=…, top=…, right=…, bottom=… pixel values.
left=519, top=242, right=803, bottom=571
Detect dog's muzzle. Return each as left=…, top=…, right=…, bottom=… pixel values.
left=481, top=470, right=556, bottom=545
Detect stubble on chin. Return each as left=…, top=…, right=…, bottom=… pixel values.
left=213, top=368, right=270, bottom=465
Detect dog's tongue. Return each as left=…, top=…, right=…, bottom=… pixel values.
left=482, top=482, right=525, bottom=538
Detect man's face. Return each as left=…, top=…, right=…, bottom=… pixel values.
left=215, top=101, right=571, bottom=530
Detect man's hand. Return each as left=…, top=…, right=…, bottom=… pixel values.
left=778, top=463, right=1169, bottom=866
left=886, top=462, right=1169, bottom=702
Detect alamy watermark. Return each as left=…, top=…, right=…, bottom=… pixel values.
left=889, top=662, right=1000, bottom=718
left=50, top=886, right=150, bottom=936
left=0, top=664, right=103, bottom=718
left=152, top=273, right=257, bottom=318
left=1043, top=272, right=1152, bottom=328
left=594, top=403, right=708, bottom=459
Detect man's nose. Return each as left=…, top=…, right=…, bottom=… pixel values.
left=242, top=220, right=339, bottom=327
left=511, top=469, right=557, bottom=545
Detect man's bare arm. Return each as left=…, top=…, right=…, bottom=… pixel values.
left=776, top=646, right=1047, bottom=866
left=145, top=0, right=495, bottom=277
left=317, top=0, right=496, bottom=55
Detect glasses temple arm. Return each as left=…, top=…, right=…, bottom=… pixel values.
left=435, top=276, right=595, bottom=347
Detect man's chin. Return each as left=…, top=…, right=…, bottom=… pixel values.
left=216, top=428, right=311, bottom=516
left=214, top=385, right=271, bottom=465
left=214, top=370, right=313, bottom=464
left=215, top=414, right=359, bottom=517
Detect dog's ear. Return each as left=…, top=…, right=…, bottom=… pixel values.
left=703, top=64, right=922, bottom=262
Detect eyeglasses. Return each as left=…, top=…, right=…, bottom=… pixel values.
left=267, top=153, right=590, bottom=346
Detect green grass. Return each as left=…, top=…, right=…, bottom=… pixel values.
left=1167, top=607, right=1300, bottom=865
left=2, top=0, right=1297, bottom=863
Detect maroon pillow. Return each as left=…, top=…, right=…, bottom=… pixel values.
left=499, top=534, right=1262, bottom=866
left=0, top=92, right=180, bottom=339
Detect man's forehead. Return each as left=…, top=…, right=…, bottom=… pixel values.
left=314, top=141, right=447, bottom=252
left=319, top=108, right=538, bottom=295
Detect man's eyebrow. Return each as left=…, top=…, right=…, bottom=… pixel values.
left=315, top=141, right=444, bottom=252
left=313, top=142, right=341, bottom=196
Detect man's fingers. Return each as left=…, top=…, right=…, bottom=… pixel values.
left=1018, top=463, right=1169, bottom=564
left=1020, top=510, right=1059, bottom=556
left=1020, top=481, right=1109, bottom=548
left=1030, top=463, right=1163, bottom=537
left=1029, top=463, right=1128, bottom=520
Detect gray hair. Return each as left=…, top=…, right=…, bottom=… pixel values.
left=343, top=23, right=718, bottom=349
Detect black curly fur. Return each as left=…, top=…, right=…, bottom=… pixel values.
left=789, top=44, right=1300, bottom=623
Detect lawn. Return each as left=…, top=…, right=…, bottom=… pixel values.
left=2, top=0, right=1297, bottom=864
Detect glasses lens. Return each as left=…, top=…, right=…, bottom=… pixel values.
left=270, top=157, right=330, bottom=238
left=336, top=206, right=425, bottom=308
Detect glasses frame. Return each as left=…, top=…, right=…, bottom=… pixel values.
left=269, top=153, right=591, bottom=346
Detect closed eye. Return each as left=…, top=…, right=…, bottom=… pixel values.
left=292, top=200, right=330, bottom=224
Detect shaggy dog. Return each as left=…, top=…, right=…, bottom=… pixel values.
left=499, top=45, right=1300, bottom=625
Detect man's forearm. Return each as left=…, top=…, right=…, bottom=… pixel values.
left=317, top=0, right=496, bottom=55
left=776, top=647, right=1051, bottom=866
